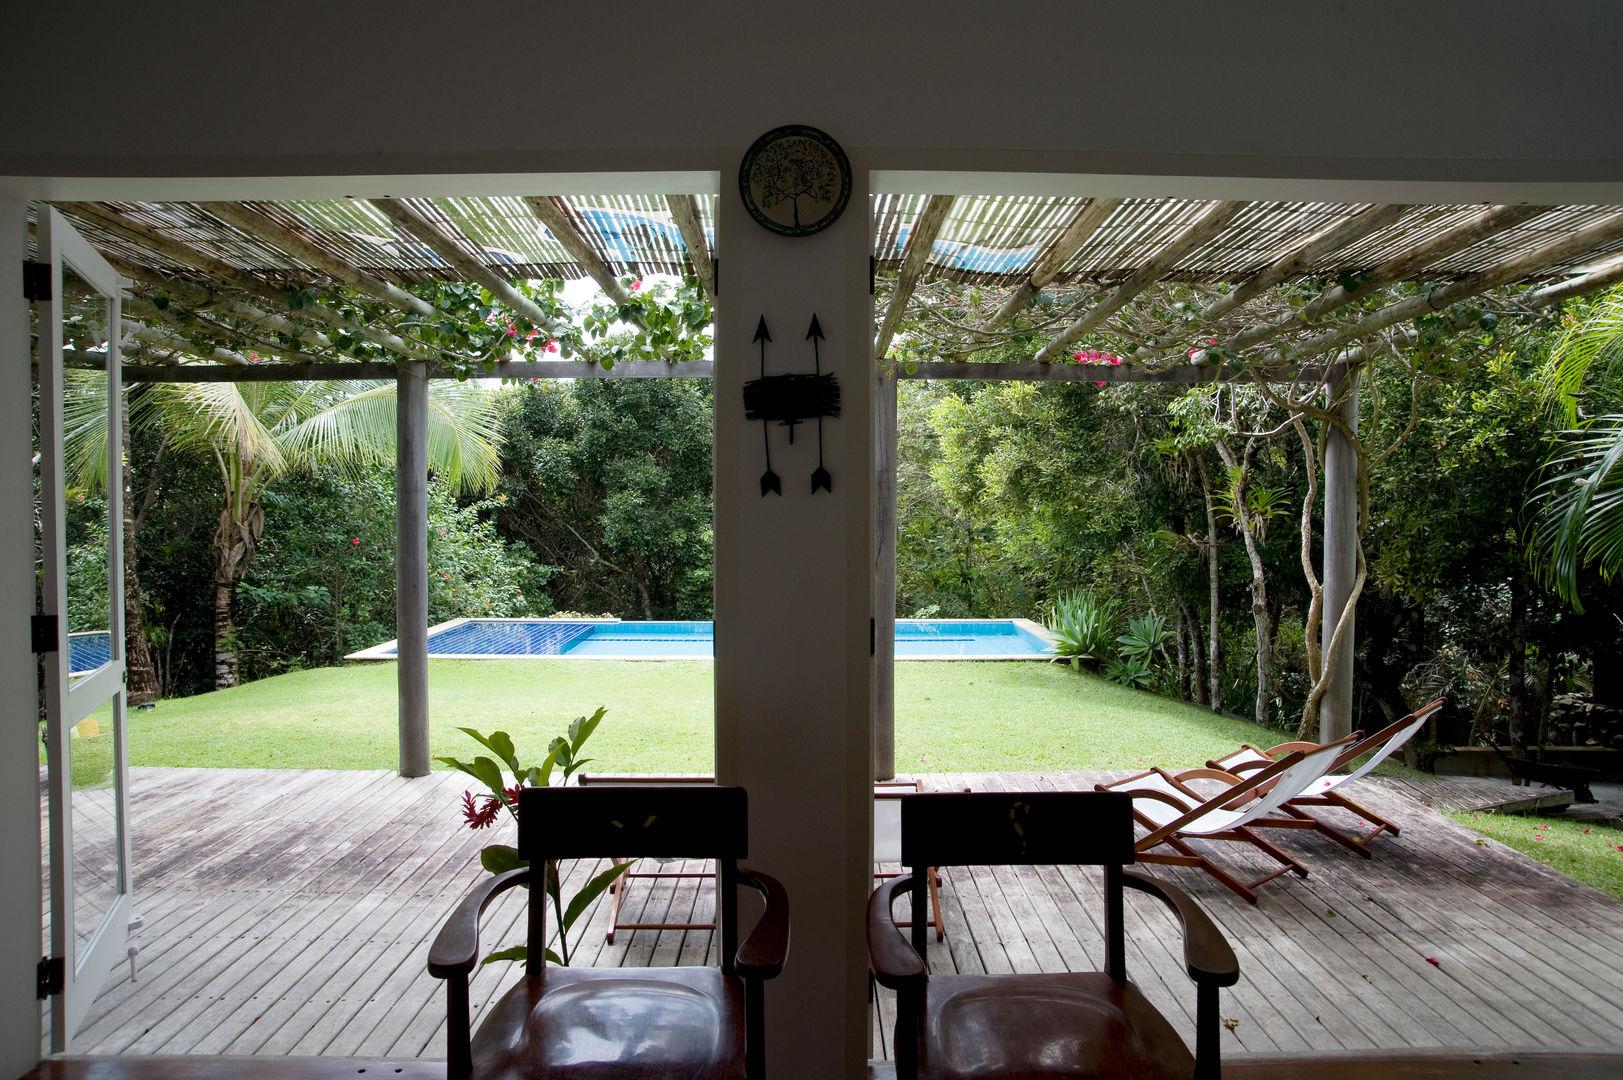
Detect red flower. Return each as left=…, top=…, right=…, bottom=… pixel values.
left=461, top=790, right=500, bottom=830
left=1425, top=957, right=1441, bottom=968
left=352, top=537, right=360, bottom=545
left=546, top=339, right=559, bottom=353
left=630, top=280, right=642, bottom=292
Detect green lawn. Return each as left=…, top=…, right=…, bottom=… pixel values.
left=1447, top=811, right=1623, bottom=903
left=99, top=660, right=1302, bottom=773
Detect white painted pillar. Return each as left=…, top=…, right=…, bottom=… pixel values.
left=396, top=362, right=430, bottom=777
left=714, top=148, right=874, bottom=1079
left=1319, top=369, right=1360, bottom=742
left=0, top=197, right=44, bottom=1075
left=873, top=368, right=897, bottom=781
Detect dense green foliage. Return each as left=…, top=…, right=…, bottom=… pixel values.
left=492, top=378, right=713, bottom=620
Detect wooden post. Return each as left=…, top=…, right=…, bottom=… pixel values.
left=396, top=362, right=430, bottom=777
left=874, top=367, right=898, bottom=781
left=1319, top=368, right=1359, bottom=743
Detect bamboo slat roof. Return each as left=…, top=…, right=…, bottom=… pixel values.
left=871, top=195, right=1623, bottom=285
left=53, top=193, right=1623, bottom=290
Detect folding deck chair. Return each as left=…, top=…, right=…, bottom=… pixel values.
left=1207, top=698, right=1445, bottom=855
left=1097, top=735, right=1357, bottom=903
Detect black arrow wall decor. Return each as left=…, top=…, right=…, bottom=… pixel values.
left=741, top=314, right=841, bottom=497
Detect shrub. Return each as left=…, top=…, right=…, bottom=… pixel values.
left=1046, top=588, right=1120, bottom=668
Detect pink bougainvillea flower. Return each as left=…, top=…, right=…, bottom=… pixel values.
left=1425, top=957, right=1441, bottom=968
left=546, top=339, right=559, bottom=353
left=461, top=790, right=500, bottom=830
left=526, top=329, right=539, bottom=344
left=630, top=279, right=642, bottom=291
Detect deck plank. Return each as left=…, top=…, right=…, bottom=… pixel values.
left=53, top=766, right=1623, bottom=1066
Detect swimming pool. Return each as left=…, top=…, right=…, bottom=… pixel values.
left=347, top=618, right=1056, bottom=661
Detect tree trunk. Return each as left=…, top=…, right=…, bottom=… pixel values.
left=211, top=494, right=262, bottom=690
left=120, top=393, right=160, bottom=705
left=213, top=580, right=238, bottom=689
left=1507, top=568, right=1529, bottom=750
left=1195, top=456, right=1222, bottom=713
left=1181, top=600, right=1207, bottom=707
left=1174, top=607, right=1189, bottom=701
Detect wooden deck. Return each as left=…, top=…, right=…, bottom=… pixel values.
left=57, top=767, right=1623, bottom=1064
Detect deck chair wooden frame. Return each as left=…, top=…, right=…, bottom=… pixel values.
left=1097, top=735, right=1358, bottom=904
left=1207, top=699, right=1445, bottom=855
left=579, top=774, right=945, bottom=944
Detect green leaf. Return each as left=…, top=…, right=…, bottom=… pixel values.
left=543, top=948, right=564, bottom=966
left=571, top=706, right=608, bottom=753
left=562, top=860, right=636, bottom=931
left=479, top=844, right=526, bottom=875
left=434, top=756, right=481, bottom=782
left=458, top=727, right=521, bottom=773
left=470, top=755, right=506, bottom=796
left=537, top=739, right=566, bottom=787
left=481, top=945, right=528, bottom=966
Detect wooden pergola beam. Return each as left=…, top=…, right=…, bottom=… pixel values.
left=1220, top=203, right=1552, bottom=356
left=370, top=198, right=562, bottom=334
left=522, top=196, right=632, bottom=305
left=901, top=361, right=1311, bottom=383
left=1263, top=210, right=1623, bottom=365
left=1527, top=255, right=1623, bottom=306
left=121, top=321, right=251, bottom=366
left=667, top=195, right=715, bottom=302
left=1200, top=203, right=1410, bottom=321
left=117, top=359, right=715, bottom=383
left=198, top=201, right=437, bottom=318
left=979, top=197, right=1125, bottom=335
left=60, top=202, right=437, bottom=363
left=121, top=296, right=328, bottom=366
left=874, top=195, right=954, bottom=361
left=1034, top=201, right=1247, bottom=363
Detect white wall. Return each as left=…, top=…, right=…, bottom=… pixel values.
left=4, top=2, right=1623, bottom=185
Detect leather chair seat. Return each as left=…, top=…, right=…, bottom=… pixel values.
left=916, top=972, right=1194, bottom=1080
left=469, top=967, right=746, bottom=1080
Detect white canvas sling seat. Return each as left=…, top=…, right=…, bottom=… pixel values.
left=1206, top=698, right=1446, bottom=856
left=1096, top=735, right=1358, bottom=904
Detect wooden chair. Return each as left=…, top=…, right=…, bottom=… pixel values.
left=1096, top=735, right=1357, bottom=904
left=429, top=785, right=789, bottom=1080
left=868, top=791, right=1238, bottom=1080
left=581, top=773, right=944, bottom=944
left=1207, top=699, right=1446, bottom=854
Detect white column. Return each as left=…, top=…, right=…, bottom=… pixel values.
left=714, top=150, right=874, bottom=1078
left=1319, top=370, right=1360, bottom=742
left=396, top=362, right=430, bottom=777
left=0, top=197, right=44, bottom=1074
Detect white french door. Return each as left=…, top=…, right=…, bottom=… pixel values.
left=36, top=206, right=133, bottom=1050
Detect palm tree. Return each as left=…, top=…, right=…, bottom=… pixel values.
left=69, top=377, right=500, bottom=689
left=1526, top=287, right=1623, bottom=611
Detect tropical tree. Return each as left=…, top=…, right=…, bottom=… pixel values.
left=70, top=378, right=501, bottom=689
left=1527, top=287, right=1623, bottom=610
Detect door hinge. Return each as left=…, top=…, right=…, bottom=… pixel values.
left=870, top=617, right=876, bottom=657
left=23, top=260, right=51, bottom=302
left=37, top=955, right=64, bottom=999
left=712, top=258, right=718, bottom=297
left=32, top=613, right=59, bottom=654
left=869, top=256, right=876, bottom=295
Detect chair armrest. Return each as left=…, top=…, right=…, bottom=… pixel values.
left=428, top=866, right=531, bottom=979
left=1123, top=869, right=1238, bottom=987
left=735, top=866, right=790, bottom=980
left=866, top=874, right=926, bottom=990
